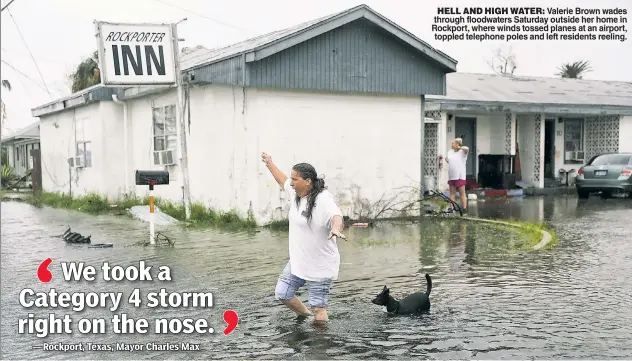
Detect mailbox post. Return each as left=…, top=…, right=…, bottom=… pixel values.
left=135, top=170, right=170, bottom=245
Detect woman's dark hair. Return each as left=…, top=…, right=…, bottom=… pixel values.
left=292, top=163, right=326, bottom=223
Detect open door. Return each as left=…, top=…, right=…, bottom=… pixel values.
left=454, top=117, right=477, bottom=179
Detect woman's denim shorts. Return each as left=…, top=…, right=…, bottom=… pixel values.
left=274, top=261, right=333, bottom=308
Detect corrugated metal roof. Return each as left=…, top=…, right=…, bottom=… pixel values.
left=427, top=72, right=632, bottom=108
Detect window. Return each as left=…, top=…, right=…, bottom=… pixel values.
left=152, top=105, right=177, bottom=164
left=75, top=118, right=92, bottom=167
left=76, top=141, right=92, bottom=167
left=18, top=145, right=26, bottom=168
left=563, top=118, right=584, bottom=163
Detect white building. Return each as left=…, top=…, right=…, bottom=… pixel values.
left=30, top=5, right=457, bottom=223
left=423, top=73, right=632, bottom=191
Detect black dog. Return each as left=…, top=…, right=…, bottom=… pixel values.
left=371, top=274, right=432, bottom=314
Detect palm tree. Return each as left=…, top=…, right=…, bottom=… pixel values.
left=1, top=79, right=11, bottom=168
left=556, top=61, right=592, bottom=79
left=69, top=51, right=101, bottom=93
left=1, top=79, right=10, bottom=125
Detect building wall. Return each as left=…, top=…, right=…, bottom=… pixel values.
left=554, top=115, right=623, bottom=185
left=516, top=115, right=538, bottom=186
left=618, top=115, right=632, bottom=153
left=247, top=19, right=446, bottom=95
left=118, top=85, right=423, bottom=223
left=6, top=145, right=14, bottom=168
left=38, top=102, right=125, bottom=199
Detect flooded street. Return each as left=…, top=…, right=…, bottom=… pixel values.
left=2, top=197, right=632, bottom=360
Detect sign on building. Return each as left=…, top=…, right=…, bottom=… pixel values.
left=95, top=21, right=176, bottom=86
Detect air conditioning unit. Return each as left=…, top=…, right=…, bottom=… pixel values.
left=565, top=151, right=585, bottom=161
left=74, top=156, right=85, bottom=168
left=153, top=149, right=176, bottom=166
left=67, top=157, right=75, bottom=167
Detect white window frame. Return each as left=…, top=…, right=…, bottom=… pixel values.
left=152, top=104, right=178, bottom=164
left=75, top=118, right=92, bottom=168
left=563, top=118, right=584, bottom=164
left=76, top=141, right=92, bottom=168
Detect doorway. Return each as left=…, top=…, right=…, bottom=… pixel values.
left=544, top=119, right=555, bottom=180
left=454, top=117, right=477, bottom=179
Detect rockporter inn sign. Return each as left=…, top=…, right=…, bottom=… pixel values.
left=94, top=21, right=177, bottom=85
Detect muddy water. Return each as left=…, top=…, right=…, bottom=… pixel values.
left=1, top=198, right=631, bottom=360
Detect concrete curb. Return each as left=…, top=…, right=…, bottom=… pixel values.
left=440, top=187, right=578, bottom=199
left=441, top=189, right=524, bottom=199
left=459, top=216, right=554, bottom=250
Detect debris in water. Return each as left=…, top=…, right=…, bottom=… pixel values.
left=52, top=226, right=92, bottom=244
left=128, top=205, right=179, bottom=225
left=89, top=243, right=113, bottom=248
left=131, top=232, right=175, bottom=247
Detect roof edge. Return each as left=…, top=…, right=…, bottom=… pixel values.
left=425, top=99, right=632, bottom=115
left=31, top=86, right=124, bottom=118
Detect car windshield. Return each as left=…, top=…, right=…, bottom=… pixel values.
left=589, top=154, right=632, bottom=166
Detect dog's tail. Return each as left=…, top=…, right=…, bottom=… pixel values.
left=425, top=274, right=432, bottom=296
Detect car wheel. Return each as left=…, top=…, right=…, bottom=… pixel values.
left=577, top=189, right=590, bottom=199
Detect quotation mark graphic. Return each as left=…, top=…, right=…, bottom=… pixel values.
left=223, top=310, right=239, bottom=336
left=37, top=258, right=53, bottom=283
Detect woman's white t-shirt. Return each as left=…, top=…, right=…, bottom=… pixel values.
left=284, top=178, right=343, bottom=282
left=446, top=149, right=468, bottom=181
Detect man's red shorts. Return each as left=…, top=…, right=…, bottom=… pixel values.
left=448, top=179, right=467, bottom=188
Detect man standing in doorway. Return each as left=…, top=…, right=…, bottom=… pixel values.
left=445, top=138, right=469, bottom=213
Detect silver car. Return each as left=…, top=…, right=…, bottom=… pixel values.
left=575, top=152, right=632, bottom=199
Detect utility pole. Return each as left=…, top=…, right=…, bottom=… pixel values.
left=171, top=19, right=191, bottom=220
left=0, top=101, right=4, bottom=169
left=1, top=0, right=16, bottom=12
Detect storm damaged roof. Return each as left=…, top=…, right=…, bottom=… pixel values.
left=427, top=72, right=632, bottom=108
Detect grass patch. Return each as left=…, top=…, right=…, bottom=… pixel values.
left=24, top=191, right=257, bottom=230
left=435, top=214, right=559, bottom=252
left=501, top=218, right=559, bottom=250
left=465, top=217, right=559, bottom=251
left=265, top=219, right=289, bottom=231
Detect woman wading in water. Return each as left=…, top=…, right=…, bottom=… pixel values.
left=262, top=152, right=345, bottom=323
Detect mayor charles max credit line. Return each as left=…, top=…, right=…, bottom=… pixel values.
left=41, top=341, right=201, bottom=352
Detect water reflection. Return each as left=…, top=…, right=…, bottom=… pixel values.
left=2, top=200, right=632, bottom=359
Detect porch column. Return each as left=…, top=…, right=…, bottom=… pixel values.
left=505, top=112, right=517, bottom=155
left=438, top=111, right=449, bottom=191
left=534, top=114, right=545, bottom=188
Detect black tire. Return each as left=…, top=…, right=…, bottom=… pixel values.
left=577, top=189, right=590, bottom=199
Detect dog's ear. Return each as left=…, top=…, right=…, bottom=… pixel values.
left=382, top=285, right=387, bottom=291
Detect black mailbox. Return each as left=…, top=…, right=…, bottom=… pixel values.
left=135, top=170, right=169, bottom=186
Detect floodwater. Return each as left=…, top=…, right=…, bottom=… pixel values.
left=1, top=196, right=632, bottom=360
